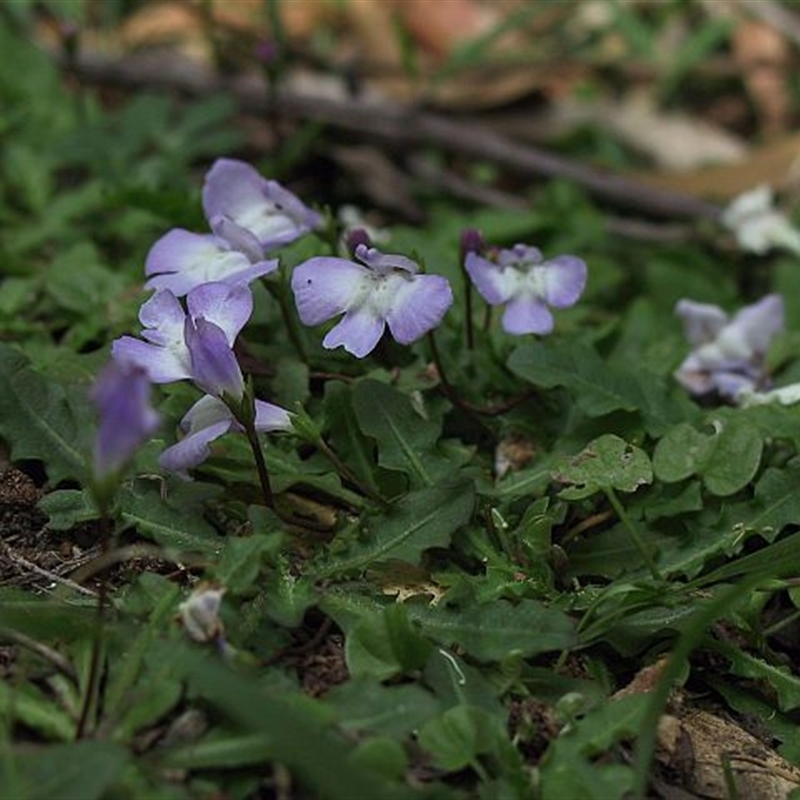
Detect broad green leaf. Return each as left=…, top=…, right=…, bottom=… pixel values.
left=653, top=417, right=762, bottom=496
left=345, top=605, right=432, bottom=679
left=0, top=741, right=129, bottom=800
left=721, top=458, right=800, bottom=541
left=316, top=479, right=475, bottom=575
left=164, top=642, right=414, bottom=800
left=409, top=598, right=576, bottom=661
left=39, top=489, right=98, bottom=530
left=324, top=381, right=381, bottom=494
left=418, top=706, right=502, bottom=771
left=352, top=379, right=452, bottom=487
left=117, top=482, right=223, bottom=555
left=553, top=434, right=653, bottom=500
left=509, top=340, right=643, bottom=417
left=707, top=641, right=800, bottom=712
left=212, top=532, right=283, bottom=593
left=0, top=590, right=94, bottom=640
left=349, top=737, right=408, bottom=780
left=0, top=344, right=90, bottom=483
left=325, top=678, right=442, bottom=738
left=539, top=694, right=646, bottom=800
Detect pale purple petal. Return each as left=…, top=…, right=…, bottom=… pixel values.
left=386, top=274, right=453, bottom=344
left=187, top=282, right=253, bottom=345
left=726, top=294, right=784, bottom=356
left=210, top=215, right=265, bottom=263
left=159, top=395, right=236, bottom=475
left=497, top=244, right=542, bottom=268
left=355, top=244, right=419, bottom=275
left=138, top=290, right=186, bottom=345
left=203, top=159, right=271, bottom=227
left=465, top=252, right=517, bottom=305
left=323, top=309, right=385, bottom=358
left=185, top=317, right=244, bottom=400
left=144, top=227, right=276, bottom=296
left=710, top=371, right=757, bottom=400
left=112, top=335, right=191, bottom=384
left=291, top=257, right=370, bottom=325
left=542, top=255, right=587, bottom=308
left=254, top=399, right=293, bottom=432
left=202, top=158, right=322, bottom=249
left=675, top=300, right=729, bottom=346
left=502, top=296, right=554, bottom=335
left=92, top=361, right=160, bottom=478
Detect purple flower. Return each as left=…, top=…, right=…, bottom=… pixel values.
left=112, top=282, right=252, bottom=394
left=291, top=244, right=454, bottom=357
left=203, top=158, right=323, bottom=251
left=91, top=361, right=160, bottom=478
left=159, top=394, right=292, bottom=477
left=465, top=244, right=587, bottom=335
left=674, top=294, right=784, bottom=401
left=144, top=224, right=278, bottom=297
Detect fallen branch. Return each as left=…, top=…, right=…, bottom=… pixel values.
left=57, top=47, right=721, bottom=221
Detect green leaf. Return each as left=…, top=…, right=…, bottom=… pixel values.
left=316, top=479, right=475, bottom=575
left=0, top=741, right=130, bottom=800
left=722, top=458, right=800, bottom=541
left=509, top=340, right=642, bottom=417
left=352, top=379, right=452, bottom=488
left=409, top=598, right=576, bottom=662
left=707, top=640, right=800, bottom=712
left=324, top=381, right=381, bottom=495
left=0, top=344, right=90, bottom=483
left=0, top=590, right=95, bottom=640
left=653, top=417, right=763, bottom=496
left=345, top=604, right=433, bottom=679
left=553, top=435, right=653, bottom=500
left=0, top=680, right=75, bottom=741
left=326, top=678, right=442, bottom=738
left=39, top=489, right=98, bottom=530
left=538, top=694, right=646, bottom=800
left=213, top=531, right=283, bottom=593
left=117, top=481, right=223, bottom=555
left=164, top=642, right=414, bottom=800
left=418, top=706, right=502, bottom=771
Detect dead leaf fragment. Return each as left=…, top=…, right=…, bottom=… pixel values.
left=658, top=709, right=800, bottom=800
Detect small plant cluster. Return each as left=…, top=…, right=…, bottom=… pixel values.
left=95, top=158, right=589, bottom=505
left=6, top=26, right=800, bottom=797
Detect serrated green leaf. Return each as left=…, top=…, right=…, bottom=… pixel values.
left=722, top=458, right=800, bottom=542
left=39, top=489, right=98, bottom=530
left=316, top=479, right=475, bottom=576
left=345, top=604, right=432, bottom=679
left=708, top=640, right=800, bottom=712
left=326, top=678, right=442, bottom=738
left=352, top=379, right=452, bottom=487
left=554, top=435, right=653, bottom=500
left=409, top=598, right=576, bottom=661
left=509, top=340, right=642, bottom=417
left=0, top=345, right=90, bottom=483
left=117, top=482, right=223, bottom=555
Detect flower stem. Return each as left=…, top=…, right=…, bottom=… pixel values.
left=244, top=423, right=275, bottom=509
left=459, top=264, right=475, bottom=351
left=604, top=487, right=662, bottom=581
left=76, top=510, right=111, bottom=739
